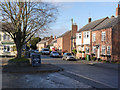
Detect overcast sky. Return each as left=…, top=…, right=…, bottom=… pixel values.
left=38, top=2, right=118, bottom=38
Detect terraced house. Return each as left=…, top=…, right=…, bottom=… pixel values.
left=76, top=4, right=120, bottom=61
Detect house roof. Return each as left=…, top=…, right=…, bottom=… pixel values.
left=57, top=30, right=71, bottom=38
left=38, top=38, right=51, bottom=44
left=49, top=39, right=57, bottom=46
left=93, top=16, right=120, bottom=31
left=78, top=17, right=108, bottom=32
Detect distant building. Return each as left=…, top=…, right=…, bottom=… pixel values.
left=57, top=24, right=77, bottom=53
left=37, top=36, right=53, bottom=51
left=0, top=31, right=17, bottom=56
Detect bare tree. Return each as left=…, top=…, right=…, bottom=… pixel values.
left=0, top=0, right=58, bottom=58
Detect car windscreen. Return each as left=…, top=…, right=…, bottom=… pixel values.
left=53, top=52, right=58, bottom=54
left=43, top=49, right=49, bottom=51
left=67, top=53, right=72, bottom=56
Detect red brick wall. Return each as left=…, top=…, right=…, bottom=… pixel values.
left=112, top=22, right=120, bottom=61
left=57, top=37, right=63, bottom=50
left=92, top=28, right=112, bottom=60
left=63, top=31, right=71, bottom=52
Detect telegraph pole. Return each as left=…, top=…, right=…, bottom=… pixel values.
left=71, top=18, right=73, bottom=53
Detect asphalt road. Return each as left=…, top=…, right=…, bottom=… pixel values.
left=1, top=56, right=119, bottom=89
left=41, top=55, right=119, bottom=89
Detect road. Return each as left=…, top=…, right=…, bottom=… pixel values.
left=41, top=55, right=119, bottom=89
left=1, top=56, right=119, bottom=89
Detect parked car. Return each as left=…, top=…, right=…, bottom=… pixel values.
left=50, top=51, right=60, bottom=57
left=34, top=50, right=39, bottom=53
left=62, top=53, right=76, bottom=61
left=41, top=48, right=50, bottom=55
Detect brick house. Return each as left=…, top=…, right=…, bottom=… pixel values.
left=76, top=17, right=108, bottom=59
left=76, top=4, right=120, bottom=61
left=37, top=36, right=53, bottom=51
left=57, top=24, right=77, bottom=53
left=92, top=16, right=120, bottom=61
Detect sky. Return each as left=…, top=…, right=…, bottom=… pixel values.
left=39, top=2, right=118, bottom=38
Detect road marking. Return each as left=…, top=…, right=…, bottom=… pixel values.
left=66, top=70, right=114, bottom=88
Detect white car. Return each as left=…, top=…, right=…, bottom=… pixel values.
left=41, top=48, right=50, bottom=55
left=50, top=51, right=59, bottom=57
left=62, top=53, right=76, bottom=61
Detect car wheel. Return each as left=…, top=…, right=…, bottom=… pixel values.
left=66, top=57, right=68, bottom=61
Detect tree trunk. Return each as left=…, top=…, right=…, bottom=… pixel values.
left=16, top=43, right=22, bottom=58
left=15, top=32, right=23, bottom=59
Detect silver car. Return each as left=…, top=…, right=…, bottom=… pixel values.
left=41, top=48, right=50, bottom=55
left=50, top=51, right=59, bottom=57
left=62, top=53, right=76, bottom=61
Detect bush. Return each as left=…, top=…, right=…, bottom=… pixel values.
left=79, top=51, right=82, bottom=53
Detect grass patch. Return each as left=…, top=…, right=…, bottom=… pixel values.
left=8, top=57, right=30, bottom=66
left=9, top=57, right=29, bottom=62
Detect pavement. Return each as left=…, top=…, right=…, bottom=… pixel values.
left=80, top=60, right=119, bottom=70
left=2, top=63, right=63, bottom=73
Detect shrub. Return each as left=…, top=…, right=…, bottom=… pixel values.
left=79, top=51, right=82, bottom=53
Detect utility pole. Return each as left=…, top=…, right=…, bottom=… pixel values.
left=71, top=18, right=73, bottom=53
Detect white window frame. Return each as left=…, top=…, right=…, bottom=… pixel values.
left=101, top=46, right=106, bottom=55
left=101, top=32, right=106, bottom=41
left=107, top=46, right=111, bottom=55
left=84, top=32, right=86, bottom=38
left=92, top=46, right=96, bottom=54
left=78, top=33, right=82, bottom=39
left=92, top=33, right=96, bottom=42
left=86, top=32, right=89, bottom=38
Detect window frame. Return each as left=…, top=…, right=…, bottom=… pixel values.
left=101, top=32, right=106, bottom=41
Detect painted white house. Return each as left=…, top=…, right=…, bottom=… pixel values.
left=0, top=31, right=17, bottom=56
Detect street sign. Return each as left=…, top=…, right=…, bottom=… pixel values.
left=31, top=53, right=41, bottom=66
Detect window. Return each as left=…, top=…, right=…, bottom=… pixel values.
left=87, top=32, right=89, bottom=38
left=0, top=34, right=1, bottom=41
left=4, top=46, right=10, bottom=52
left=101, top=32, right=106, bottom=41
left=3, top=34, right=6, bottom=40
left=92, top=46, right=96, bottom=54
left=107, top=46, right=111, bottom=55
left=85, top=47, right=89, bottom=53
left=78, top=33, right=82, bottom=39
left=92, top=33, right=96, bottom=42
left=84, top=32, right=86, bottom=38
left=84, top=32, right=89, bottom=38
left=7, top=35, right=10, bottom=40
left=101, top=46, right=106, bottom=55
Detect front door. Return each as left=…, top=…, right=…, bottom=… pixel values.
left=97, top=47, right=100, bottom=58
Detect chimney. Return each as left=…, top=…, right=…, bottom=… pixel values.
left=116, top=2, right=120, bottom=16
left=72, top=24, right=77, bottom=36
left=50, top=35, right=53, bottom=40
left=88, top=17, right=92, bottom=23
left=54, top=36, right=56, bottom=40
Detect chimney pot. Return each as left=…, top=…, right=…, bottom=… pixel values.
left=111, top=15, right=115, bottom=18
left=54, top=36, right=56, bottom=40
left=88, top=17, right=92, bottom=23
